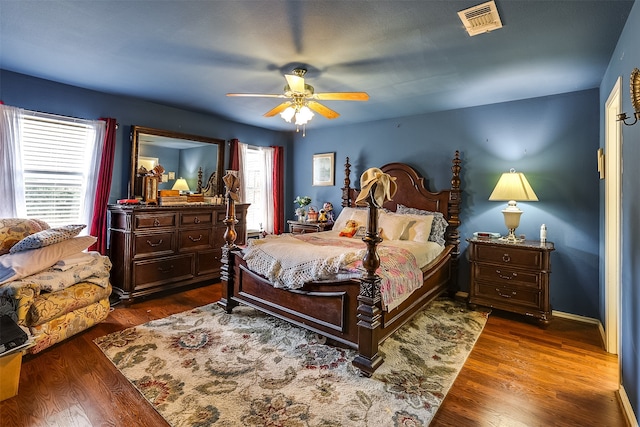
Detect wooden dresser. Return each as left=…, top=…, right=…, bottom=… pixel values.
left=108, top=204, right=248, bottom=303
left=467, top=237, right=555, bottom=327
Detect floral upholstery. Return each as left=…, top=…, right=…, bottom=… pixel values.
left=29, top=298, right=110, bottom=354
left=0, top=218, right=50, bottom=255
left=28, top=282, right=112, bottom=326
left=0, top=217, right=112, bottom=354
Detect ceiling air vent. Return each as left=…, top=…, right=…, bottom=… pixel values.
left=458, top=0, right=503, bottom=36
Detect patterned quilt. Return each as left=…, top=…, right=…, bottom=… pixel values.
left=242, top=234, right=423, bottom=311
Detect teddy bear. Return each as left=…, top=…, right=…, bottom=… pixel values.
left=339, top=219, right=359, bottom=238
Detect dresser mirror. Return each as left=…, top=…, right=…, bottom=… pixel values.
left=130, top=126, right=225, bottom=199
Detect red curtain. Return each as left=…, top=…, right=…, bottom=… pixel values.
left=272, top=146, right=284, bottom=234
left=89, top=118, right=117, bottom=255
left=229, top=138, right=240, bottom=170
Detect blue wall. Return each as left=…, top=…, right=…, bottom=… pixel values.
left=601, top=1, right=640, bottom=421
left=0, top=69, right=292, bottom=203
left=293, top=90, right=601, bottom=318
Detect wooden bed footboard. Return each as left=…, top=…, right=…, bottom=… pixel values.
left=218, top=151, right=461, bottom=376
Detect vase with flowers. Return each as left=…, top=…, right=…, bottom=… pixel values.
left=294, top=195, right=312, bottom=222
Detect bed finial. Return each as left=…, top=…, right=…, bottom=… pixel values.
left=341, top=157, right=352, bottom=207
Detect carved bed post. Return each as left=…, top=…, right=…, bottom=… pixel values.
left=446, top=150, right=462, bottom=296
left=352, top=185, right=384, bottom=377
left=217, top=188, right=239, bottom=313
left=341, top=157, right=352, bottom=207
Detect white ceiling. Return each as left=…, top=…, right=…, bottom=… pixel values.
left=0, top=1, right=634, bottom=131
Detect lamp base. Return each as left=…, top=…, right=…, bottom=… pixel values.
left=499, top=229, right=523, bottom=243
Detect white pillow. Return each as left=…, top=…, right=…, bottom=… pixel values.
left=402, top=214, right=435, bottom=243
left=333, top=207, right=368, bottom=231
left=0, top=235, right=97, bottom=284
left=378, top=211, right=410, bottom=241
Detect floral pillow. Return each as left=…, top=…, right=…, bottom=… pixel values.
left=9, top=224, right=86, bottom=254
left=0, top=218, right=50, bottom=256
left=396, top=204, right=448, bottom=246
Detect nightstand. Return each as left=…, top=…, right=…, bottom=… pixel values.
left=467, top=237, right=555, bottom=327
left=287, top=220, right=333, bottom=234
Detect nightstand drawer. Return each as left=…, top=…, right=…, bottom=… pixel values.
left=473, top=244, right=544, bottom=269
left=473, top=282, right=541, bottom=309
left=473, top=263, right=541, bottom=289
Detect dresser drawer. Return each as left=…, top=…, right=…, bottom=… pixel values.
left=473, top=282, right=542, bottom=310
left=133, top=231, right=175, bottom=258
left=133, top=254, right=194, bottom=289
left=181, top=212, right=213, bottom=226
left=473, top=263, right=541, bottom=289
left=473, top=244, right=544, bottom=269
left=179, top=228, right=212, bottom=251
left=196, top=249, right=222, bottom=276
left=135, top=213, right=177, bottom=229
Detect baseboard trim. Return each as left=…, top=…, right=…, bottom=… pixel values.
left=552, top=310, right=607, bottom=348
left=618, top=385, right=639, bottom=427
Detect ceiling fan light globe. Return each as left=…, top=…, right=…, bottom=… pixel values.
left=280, top=107, right=296, bottom=123
left=295, top=106, right=314, bottom=125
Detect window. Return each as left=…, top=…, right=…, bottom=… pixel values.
left=20, top=113, right=99, bottom=226
left=243, top=147, right=266, bottom=232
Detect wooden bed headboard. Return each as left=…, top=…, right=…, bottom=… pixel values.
left=341, top=151, right=461, bottom=247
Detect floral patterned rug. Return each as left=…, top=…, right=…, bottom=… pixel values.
left=94, top=298, right=488, bottom=427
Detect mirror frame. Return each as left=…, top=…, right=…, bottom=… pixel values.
left=130, top=126, right=226, bottom=199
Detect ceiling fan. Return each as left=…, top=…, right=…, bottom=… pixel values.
left=226, top=68, right=369, bottom=130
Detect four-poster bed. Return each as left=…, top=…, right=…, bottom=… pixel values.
left=218, top=151, right=461, bottom=376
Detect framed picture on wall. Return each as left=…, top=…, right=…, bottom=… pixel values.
left=312, top=152, right=335, bottom=186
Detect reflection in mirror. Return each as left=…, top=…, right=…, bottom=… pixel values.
left=130, top=126, right=225, bottom=200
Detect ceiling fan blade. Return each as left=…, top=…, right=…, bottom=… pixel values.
left=227, top=93, right=286, bottom=98
left=264, top=101, right=293, bottom=117
left=307, top=101, right=340, bottom=119
left=313, top=92, right=370, bottom=101
left=285, top=74, right=305, bottom=93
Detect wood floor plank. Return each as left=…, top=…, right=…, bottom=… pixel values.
left=0, top=284, right=628, bottom=427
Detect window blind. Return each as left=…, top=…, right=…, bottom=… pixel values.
left=21, top=113, right=96, bottom=227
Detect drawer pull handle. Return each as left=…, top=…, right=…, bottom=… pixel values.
left=496, top=269, right=517, bottom=280
left=194, top=217, right=201, bottom=224
left=502, top=253, right=511, bottom=262
left=153, top=218, right=160, bottom=227
left=189, top=234, right=203, bottom=242
left=146, top=239, right=163, bottom=247
left=496, top=288, right=517, bottom=298
left=158, top=265, right=174, bottom=273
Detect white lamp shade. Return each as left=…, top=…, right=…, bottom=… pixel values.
left=489, top=170, right=538, bottom=202
left=172, top=178, right=190, bottom=192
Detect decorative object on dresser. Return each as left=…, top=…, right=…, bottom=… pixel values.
left=287, top=219, right=334, bottom=234
left=107, top=204, right=248, bottom=303
left=467, top=237, right=555, bottom=327
left=488, top=168, right=538, bottom=243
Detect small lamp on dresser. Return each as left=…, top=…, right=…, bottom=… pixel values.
left=489, top=168, right=538, bottom=243
left=172, top=177, right=191, bottom=195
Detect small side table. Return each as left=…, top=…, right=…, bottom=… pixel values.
left=287, top=220, right=334, bottom=234
left=467, top=237, right=555, bottom=327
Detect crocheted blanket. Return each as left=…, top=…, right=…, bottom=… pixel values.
left=242, top=234, right=422, bottom=310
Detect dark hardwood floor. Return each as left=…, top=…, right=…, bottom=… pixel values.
left=0, top=283, right=628, bottom=426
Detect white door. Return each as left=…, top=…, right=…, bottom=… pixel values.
left=604, top=77, right=622, bottom=357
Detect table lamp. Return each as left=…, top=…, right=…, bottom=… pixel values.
left=489, top=169, right=538, bottom=242
left=172, top=177, right=191, bottom=194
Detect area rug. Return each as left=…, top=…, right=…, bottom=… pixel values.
left=94, top=298, right=488, bottom=427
